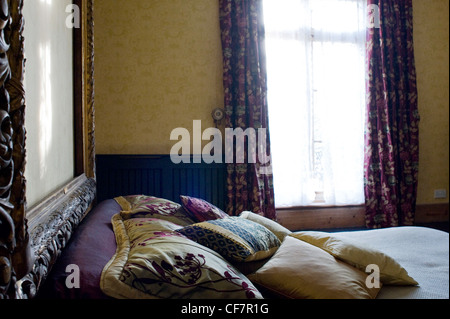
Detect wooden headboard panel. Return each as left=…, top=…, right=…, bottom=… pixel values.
left=0, top=0, right=96, bottom=299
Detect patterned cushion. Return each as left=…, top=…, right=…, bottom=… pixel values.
left=115, top=195, right=195, bottom=226
left=177, top=217, right=281, bottom=263
left=100, top=215, right=263, bottom=299
left=180, top=195, right=229, bottom=222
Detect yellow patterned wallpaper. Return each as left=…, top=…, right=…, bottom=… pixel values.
left=413, top=0, right=449, bottom=204
left=94, top=0, right=223, bottom=155
left=95, top=0, right=449, bottom=205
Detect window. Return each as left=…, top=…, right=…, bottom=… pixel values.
left=263, top=0, right=367, bottom=207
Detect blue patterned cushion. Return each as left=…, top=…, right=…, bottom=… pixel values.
left=177, top=217, right=281, bottom=262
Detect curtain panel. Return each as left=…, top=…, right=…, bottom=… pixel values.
left=365, top=0, right=420, bottom=228
left=219, top=0, right=276, bottom=220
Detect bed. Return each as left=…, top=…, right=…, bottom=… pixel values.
left=35, top=195, right=449, bottom=300
left=2, top=0, right=448, bottom=303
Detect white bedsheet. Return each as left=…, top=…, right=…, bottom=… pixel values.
left=333, top=226, right=449, bottom=299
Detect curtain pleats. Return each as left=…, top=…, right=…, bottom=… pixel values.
left=219, top=0, right=276, bottom=220
left=364, top=0, right=420, bottom=228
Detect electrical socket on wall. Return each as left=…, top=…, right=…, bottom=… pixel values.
left=434, top=189, right=447, bottom=199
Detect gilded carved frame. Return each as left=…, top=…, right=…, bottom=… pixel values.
left=0, top=0, right=96, bottom=299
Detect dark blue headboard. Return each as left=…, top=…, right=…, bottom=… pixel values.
left=96, top=155, right=227, bottom=210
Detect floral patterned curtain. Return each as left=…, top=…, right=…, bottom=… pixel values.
left=219, top=0, right=276, bottom=220
left=365, top=0, right=420, bottom=228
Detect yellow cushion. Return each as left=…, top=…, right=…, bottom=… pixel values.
left=290, top=231, right=418, bottom=286
left=248, top=236, right=382, bottom=299
left=100, top=214, right=263, bottom=299
left=239, top=211, right=292, bottom=242
left=115, top=195, right=195, bottom=226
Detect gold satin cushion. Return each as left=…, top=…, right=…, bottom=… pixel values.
left=290, top=231, right=418, bottom=286
left=248, top=236, right=382, bottom=299
left=239, top=211, right=292, bottom=242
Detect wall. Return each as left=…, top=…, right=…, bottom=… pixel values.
left=413, top=0, right=449, bottom=205
left=94, top=0, right=224, bottom=155
left=23, top=0, right=75, bottom=208
left=94, top=0, right=449, bottom=206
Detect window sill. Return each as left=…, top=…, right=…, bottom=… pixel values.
left=276, top=205, right=365, bottom=231
left=276, top=203, right=449, bottom=232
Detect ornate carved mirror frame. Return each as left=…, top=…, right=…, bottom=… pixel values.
left=0, top=0, right=96, bottom=299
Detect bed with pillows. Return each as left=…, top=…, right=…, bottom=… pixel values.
left=37, top=195, right=449, bottom=299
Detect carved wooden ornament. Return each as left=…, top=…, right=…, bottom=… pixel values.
left=0, top=0, right=96, bottom=299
